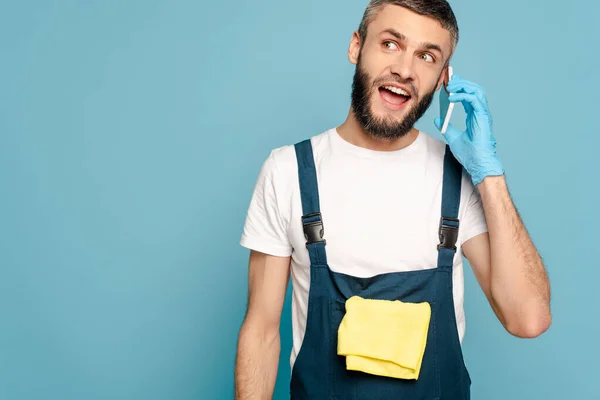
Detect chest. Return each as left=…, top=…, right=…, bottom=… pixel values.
left=288, top=159, right=446, bottom=277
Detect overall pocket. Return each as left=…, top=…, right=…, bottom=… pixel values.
left=330, top=296, right=442, bottom=400
left=337, top=296, right=432, bottom=380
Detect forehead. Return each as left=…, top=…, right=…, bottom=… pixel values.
left=367, top=4, right=452, bottom=50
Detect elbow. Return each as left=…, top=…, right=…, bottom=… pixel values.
left=505, top=310, right=552, bottom=339
left=238, top=317, right=281, bottom=346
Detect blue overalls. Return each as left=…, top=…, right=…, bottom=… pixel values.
left=289, top=139, right=471, bottom=400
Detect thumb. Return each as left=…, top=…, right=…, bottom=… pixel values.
left=434, top=117, right=463, bottom=144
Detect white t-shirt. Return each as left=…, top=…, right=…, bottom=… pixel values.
left=240, top=128, right=488, bottom=369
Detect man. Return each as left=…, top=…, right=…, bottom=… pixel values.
left=235, top=0, right=552, bottom=399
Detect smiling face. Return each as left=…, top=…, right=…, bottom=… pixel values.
left=349, top=5, right=454, bottom=140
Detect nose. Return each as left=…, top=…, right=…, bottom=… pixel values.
left=389, top=52, right=416, bottom=82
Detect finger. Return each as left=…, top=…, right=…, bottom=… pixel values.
left=447, top=75, right=486, bottom=98
left=448, top=92, right=486, bottom=112
left=444, top=122, right=464, bottom=144
left=434, top=117, right=463, bottom=144
left=449, top=74, right=480, bottom=89
left=447, top=79, right=486, bottom=100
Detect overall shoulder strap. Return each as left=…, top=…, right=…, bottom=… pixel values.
left=437, top=145, right=463, bottom=269
left=294, top=139, right=328, bottom=265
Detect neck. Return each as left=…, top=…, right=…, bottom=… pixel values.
left=336, top=109, right=419, bottom=152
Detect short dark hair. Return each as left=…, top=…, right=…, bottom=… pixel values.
left=357, top=0, right=459, bottom=54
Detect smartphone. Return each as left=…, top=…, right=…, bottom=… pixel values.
left=439, top=65, right=454, bottom=135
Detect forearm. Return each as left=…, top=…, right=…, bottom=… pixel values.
left=235, top=321, right=280, bottom=400
left=478, top=175, right=551, bottom=337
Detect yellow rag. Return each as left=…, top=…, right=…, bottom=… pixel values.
left=337, top=296, right=431, bottom=380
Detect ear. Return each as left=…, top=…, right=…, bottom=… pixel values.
left=435, top=65, right=449, bottom=92
left=348, top=31, right=361, bottom=65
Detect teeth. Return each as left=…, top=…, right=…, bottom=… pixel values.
left=384, top=86, right=410, bottom=96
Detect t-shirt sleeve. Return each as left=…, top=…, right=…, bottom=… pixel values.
left=460, top=183, right=489, bottom=245
left=240, top=151, right=292, bottom=257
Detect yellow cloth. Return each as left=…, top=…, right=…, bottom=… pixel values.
left=337, top=296, right=431, bottom=380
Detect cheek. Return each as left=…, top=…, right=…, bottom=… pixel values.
left=415, top=70, right=440, bottom=96
left=359, top=49, right=389, bottom=80
left=372, top=58, right=395, bottom=79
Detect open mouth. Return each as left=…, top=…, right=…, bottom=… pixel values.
left=378, top=85, right=412, bottom=110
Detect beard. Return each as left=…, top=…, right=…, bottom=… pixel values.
left=351, top=58, right=437, bottom=141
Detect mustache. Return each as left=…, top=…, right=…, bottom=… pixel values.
left=372, top=76, right=417, bottom=98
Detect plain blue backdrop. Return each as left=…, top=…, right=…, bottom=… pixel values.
left=1, top=0, right=598, bottom=399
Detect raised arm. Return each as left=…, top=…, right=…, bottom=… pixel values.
left=434, top=74, right=551, bottom=338
left=463, top=177, right=551, bottom=338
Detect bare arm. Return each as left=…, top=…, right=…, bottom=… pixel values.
left=462, top=175, right=551, bottom=338
left=235, top=250, right=291, bottom=400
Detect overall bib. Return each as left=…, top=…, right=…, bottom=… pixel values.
left=289, top=139, right=471, bottom=400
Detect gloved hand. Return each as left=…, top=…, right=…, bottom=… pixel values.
left=434, top=75, right=504, bottom=186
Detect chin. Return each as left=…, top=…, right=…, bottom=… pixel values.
left=371, top=105, right=408, bottom=122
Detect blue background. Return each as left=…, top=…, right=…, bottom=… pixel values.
left=1, top=0, right=598, bottom=399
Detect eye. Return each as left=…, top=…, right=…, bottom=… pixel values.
left=383, top=41, right=398, bottom=51
left=419, top=53, right=435, bottom=63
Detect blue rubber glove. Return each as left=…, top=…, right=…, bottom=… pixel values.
left=434, top=75, right=504, bottom=186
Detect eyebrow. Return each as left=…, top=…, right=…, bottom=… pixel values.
left=380, top=28, right=444, bottom=57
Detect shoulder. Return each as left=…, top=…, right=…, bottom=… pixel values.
left=420, top=131, right=447, bottom=161
left=419, top=130, right=478, bottom=203
left=265, top=129, right=333, bottom=177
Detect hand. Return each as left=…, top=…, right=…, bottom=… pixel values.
left=434, top=75, right=504, bottom=186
